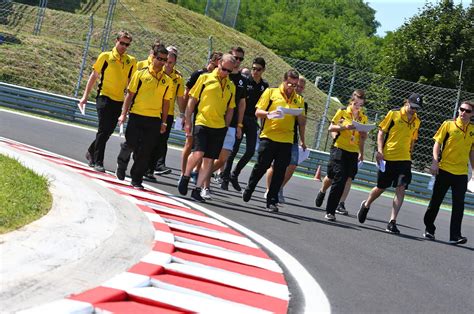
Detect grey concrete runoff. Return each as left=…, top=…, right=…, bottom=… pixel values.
left=0, top=144, right=155, bottom=313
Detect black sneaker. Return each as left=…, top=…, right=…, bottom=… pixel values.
left=85, top=151, right=94, bottom=167
left=115, top=166, right=126, bottom=181
left=191, top=187, right=206, bottom=202
left=357, top=200, right=370, bottom=223
left=143, top=170, right=157, bottom=182
left=423, top=231, right=435, bottom=240
left=335, top=202, right=348, bottom=215
left=94, top=164, right=105, bottom=173
left=229, top=176, right=242, bottom=191
left=386, top=220, right=400, bottom=234
left=155, top=165, right=172, bottom=175
left=131, top=181, right=144, bottom=190
left=267, top=203, right=279, bottom=212
left=220, top=180, right=229, bottom=191
left=315, top=191, right=326, bottom=207
left=177, top=175, right=190, bottom=195
left=448, top=236, right=467, bottom=245
left=242, top=188, right=253, bottom=202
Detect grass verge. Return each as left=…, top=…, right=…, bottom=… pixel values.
left=0, top=154, right=52, bottom=234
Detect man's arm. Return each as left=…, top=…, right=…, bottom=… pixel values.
left=118, top=91, right=135, bottom=125
left=430, top=141, right=442, bottom=175
left=160, top=99, right=170, bottom=134
left=177, top=96, right=186, bottom=117
left=376, top=129, right=385, bottom=162
left=185, top=97, right=197, bottom=136
left=358, top=131, right=367, bottom=161
left=78, top=71, right=99, bottom=109
left=297, top=114, right=307, bottom=150
left=236, top=98, right=246, bottom=139
left=225, top=108, right=234, bottom=127
left=469, top=147, right=474, bottom=173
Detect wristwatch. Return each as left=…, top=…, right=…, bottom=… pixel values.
left=238, top=123, right=244, bottom=128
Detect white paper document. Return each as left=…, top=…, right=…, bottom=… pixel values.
left=358, top=161, right=364, bottom=169
left=119, top=124, right=124, bottom=137
left=377, top=159, right=386, bottom=172
left=297, top=146, right=310, bottom=164
left=468, top=178, right=474, bottom=193
left=277, top=106, right=303, bottom=116
left=352, top=121, right=376, bottom=132
left=77, top=102, right=85, bottom=115
left=174, top=117, right=184, bottom=130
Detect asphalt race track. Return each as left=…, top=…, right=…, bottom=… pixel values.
left=1, top=109, right=473, bottom=313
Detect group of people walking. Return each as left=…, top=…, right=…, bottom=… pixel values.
left=79, top=30, right=473, bottom=245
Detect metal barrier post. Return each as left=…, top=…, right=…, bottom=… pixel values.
left=207, top=35, right=213, bottom=65
left=74, top=14, right=94, bottom=99
left=33, top=0, right=47, bottom=35
left=315, top=61, right=336, bottom=150
left=100, top=0, right=117, bottom=51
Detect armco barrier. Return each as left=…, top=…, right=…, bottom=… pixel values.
left=1, top=82, right=472, bottom=208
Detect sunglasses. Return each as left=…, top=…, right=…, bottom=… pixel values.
left=221, top=67, right=233, bottom=73
left=252, top=67, right=263, bottom=72
left=459, top=107, right=472, bottom=113
left=119, top=41, right=130, bottom=47
left=234, top=56, right=244, bottom=61
left=155, top=56, right=168, bottom=62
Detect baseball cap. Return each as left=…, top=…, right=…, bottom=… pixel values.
left=408, top=93, right=422, bottom=108
left=166, top=45, right=178, bottom=56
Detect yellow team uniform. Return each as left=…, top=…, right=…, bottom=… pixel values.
left=379, top=107, right=421, bottom=161
left=167, top=69, right=185, bottom=116
left=137, top=55, right=152, bottom=71
left=257, top=84, right=305, bottom=144
left=128, top=65, right=173, bottom=117
left=332, top=105, right=368, bottom=153
left=433, top=118, right=474, bottom=175
left=93, top=47, right=136, bottom=102
left=189, top=69, right=236, bottom=128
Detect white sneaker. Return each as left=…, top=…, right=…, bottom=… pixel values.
left=325, top=213, right=336, bottom=221
left=200, top=188, right=212, bottom=200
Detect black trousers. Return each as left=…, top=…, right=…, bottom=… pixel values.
left=423, top=169, right=467, bottom=240
left=148, top=114, right=174, bottom=171
left=246, top=138, right=292, bottom=205
left=325, top=147, right=358, bottom=215
left=117, top=113, right=162, bottom=183
left=88, top=96, right=122, bottom=165
left=222, top=115, right=259, bottom=180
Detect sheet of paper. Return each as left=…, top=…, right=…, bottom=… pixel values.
left=267, top=110, right=284, bottom=119
left=277, top=106, right=303, bottom=116
left=377, top=159, right=386, bottom=172
left=77, top=102, right=85, bottom=115
left=174, top=117, right=183, bottom=130
left=119, top=124, right=124, bottom=137
left=297, top=146, right=310, bottom=164
left=358, top=161, right=364, bottom=169
left=468, top=178, right=474, bottom=193
left=352, top=121, right=376, bottom=132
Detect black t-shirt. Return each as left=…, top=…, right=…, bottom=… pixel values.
left=229, top=72, right=248, bottom=127
left=186, top=68, right=207, bottom=90
left=293, top=101, right=309, bottom=144
left=245, top=77, right=269, bottom=117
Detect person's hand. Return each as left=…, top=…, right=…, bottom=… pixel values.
left=375, top=151, right=384, bottom=163
left=236, top=127, right=242, bottom=139
left=358, top=153, right=364, bottom=162
left=184, top=123, right=192, bottom=137
left=118, top=113, right=127, bottom=125
left=345, top=124, right=356, bottom=130
left=160, top=123, right=167, bottom=134
left=430, top=160, right=439, bottom=175
left=78, top=98, right=87, bottom=113
left=300, top=141, right=307, bottom=151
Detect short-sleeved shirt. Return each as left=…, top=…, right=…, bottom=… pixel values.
left=245, top=77, right=269, bottom=117
left=186, top=68, right=208, bottom=90
left=128, top=65, right=173, bottom=118
left=93, top=47, right=137, bottom=102
left=331, top=105, right=368, bottom=153
left=257, top=84, right=305, bottom=144
left=189, top=69, right=236, bottom=129
left=379, top=106, right=421, bottom=161
left=293, top=101, right=309, bottom=144
left=137, top=55, right=152, bottom=71
left=166, top=68, right=185, bottom=116
left=433, top=118, right=474, bottom=175
left=229, top=72, right=248, bottom=127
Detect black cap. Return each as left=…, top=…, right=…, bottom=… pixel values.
left=408, top=93, right=423, bottom=108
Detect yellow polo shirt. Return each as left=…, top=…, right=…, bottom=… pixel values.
left=128, top=65, right=173, bottom=118
left=93, top=47, right=136, bottom=102
left=137, top=55, right=152, bottom=71
left=332, top=105, right=368, bottom=153
left=258, top=84, right=305, bottom=144
left=189, top=69, right=236, bottom=128
left=167, top=68, right=185, bottom=116
left=433, top=118, right=474, bottom=175
left=379, top=106, right=421, bottom=161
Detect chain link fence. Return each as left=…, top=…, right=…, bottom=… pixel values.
left=1, top=0, right=473, bottom=173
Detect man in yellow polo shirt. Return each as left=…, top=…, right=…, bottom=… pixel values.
left=115, top=44, right=172, bottom=189
left=242, top=69, right=305, bottom=212
left=423, top=100, right=474, bottom=245
left=137, top=39, right=161, bottom=70
left=144, top=46, right=185, bottom=180
left=78, top=30, right=137, bottom=173
left=177, top=53, right=236, bottom=202
left=358, top=93, right=422, bottom=234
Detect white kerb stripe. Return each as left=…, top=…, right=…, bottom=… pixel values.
left=141, top=251, right=172, bottom=265
left=17, top=299, right=93, bottom=314
left=101, top=272, right=150, bottom=290
left=114, top=186, right=186, bottom=207
left=143, top=212, right=167, bottom=224
left=154, top=230, right=175, bottom=244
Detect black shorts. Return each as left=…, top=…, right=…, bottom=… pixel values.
left=377, top=160, right=412, bottom=189
left=193, top=125, right=227, bottom=159
left=327, top=147, right=359, bottom=180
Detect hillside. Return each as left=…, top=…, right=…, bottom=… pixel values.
left=0, top=0, right=342, bottom=149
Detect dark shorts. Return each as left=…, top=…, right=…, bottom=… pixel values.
left=327, top=147, right=359, bottom=180
left=193, top=125, right=227, bottom=159
left=377, top=160, right=412, bottom=189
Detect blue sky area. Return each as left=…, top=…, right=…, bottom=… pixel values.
left=369, top=0, right=468, bottom=37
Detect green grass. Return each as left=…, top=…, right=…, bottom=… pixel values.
left=0, top=154, right=52, bottom=234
